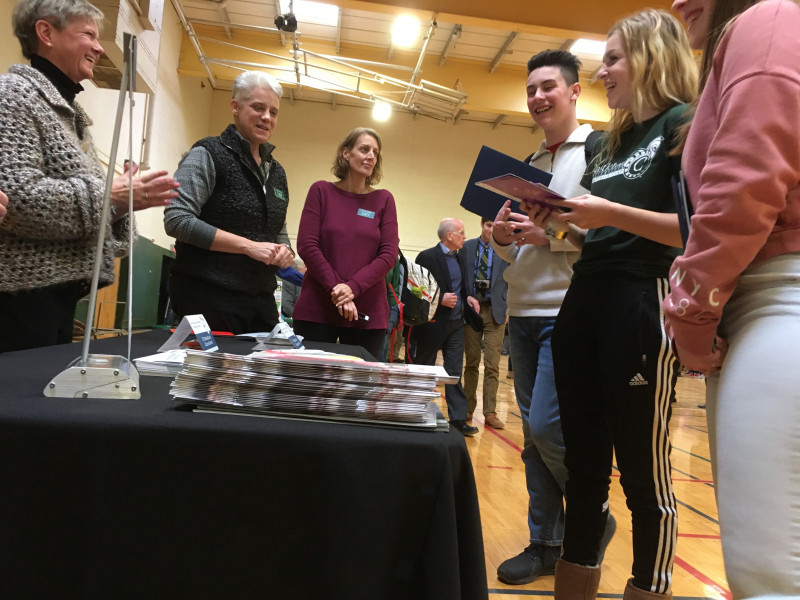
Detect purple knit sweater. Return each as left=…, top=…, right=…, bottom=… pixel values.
left=293, top=181, right=399, bottom=329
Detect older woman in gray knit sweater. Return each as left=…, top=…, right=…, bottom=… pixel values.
left=0, top=0, right=179, bottom=353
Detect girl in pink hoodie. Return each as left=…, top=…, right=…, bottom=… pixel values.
left=667, top=0, right=800, bottom=597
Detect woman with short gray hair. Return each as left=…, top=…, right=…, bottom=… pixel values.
left=164, top=70, right=294, bottom=334
left=0, top=0, right=179, bottom=352
left=12, top=0, right=103, bottom=58
left=232, top=70, right=282, bottom=102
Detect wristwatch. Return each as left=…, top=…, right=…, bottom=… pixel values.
left=544, top=225, right=568, bottom=241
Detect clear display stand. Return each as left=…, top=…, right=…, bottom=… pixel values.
left=45, top=33, right=141, bottom=399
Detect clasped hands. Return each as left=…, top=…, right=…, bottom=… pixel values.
left=245, top=242, right=294, bottom=269
left=331, top=283, right=358, bottom=321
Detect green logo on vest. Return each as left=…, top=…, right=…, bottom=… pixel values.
left=273, top=188, right=286, bottom=200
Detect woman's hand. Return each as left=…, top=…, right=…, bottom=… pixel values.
left=337, top=300, right=358, bottom=322
left=543, top=194, right=615, bottom=230
left=0, top=189, right=7, bottom=223
left=331, top=283, right=354, bottom=306
left=245, top=241, right=294, bottom=267
left=110, top=162, right=180, bottom=217
left=546, top=194, right=681, bottom=247
left=672, top=335, right=728, bottom=374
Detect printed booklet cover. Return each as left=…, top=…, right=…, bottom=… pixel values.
left=460, top=145, right=557, bottom=220
left=476, top=174, right=570, bottom=213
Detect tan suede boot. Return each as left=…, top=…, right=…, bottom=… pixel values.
left=622, top=579, right=672, bottom=600
left=554, top=558, right=601, bottom=600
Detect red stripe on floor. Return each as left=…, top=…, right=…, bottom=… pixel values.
left=478, top=419, right=524, bottom=453
left=488, top=466, right=513, bottom=470
left=674, top=555, right=731, bottom=600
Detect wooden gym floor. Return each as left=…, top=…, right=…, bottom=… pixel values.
left=434, top=356, right=728, bottom=600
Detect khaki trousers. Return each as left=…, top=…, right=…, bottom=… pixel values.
left=463, top=303, right=505, bottom=414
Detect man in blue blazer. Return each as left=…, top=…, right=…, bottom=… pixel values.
left=411, top=218, right=482, bottom=437
left=462, top=218, right=509, bottom=429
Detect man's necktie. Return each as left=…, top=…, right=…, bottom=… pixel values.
left=477, top=244, right=489, bottom=281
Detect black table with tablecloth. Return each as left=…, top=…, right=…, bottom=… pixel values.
left=0, top=331, right=487, bottom=600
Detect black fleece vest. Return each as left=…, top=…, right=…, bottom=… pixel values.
left=173, top=125, right=289, bottom=295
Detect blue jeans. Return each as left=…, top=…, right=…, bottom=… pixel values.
left=509, top=315, right=568, bottom=547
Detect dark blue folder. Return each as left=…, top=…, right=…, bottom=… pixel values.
left=460, top=146, right=553, bottom=221
left=671, top=170, right=693, bottom=248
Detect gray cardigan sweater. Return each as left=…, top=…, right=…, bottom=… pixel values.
left=0, top=64, right=131, bottom=293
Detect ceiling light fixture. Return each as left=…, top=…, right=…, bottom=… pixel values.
left=569, top=38, right=607, bottom=57
left=391, top=15, right=420, bottom=48
left=372, top=101, right=392, bottom=121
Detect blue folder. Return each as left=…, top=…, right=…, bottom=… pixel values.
left=460, top=145, right=554, bottom=221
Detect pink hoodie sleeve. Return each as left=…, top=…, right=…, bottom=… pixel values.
left=664, top=3, right=800, bottom=372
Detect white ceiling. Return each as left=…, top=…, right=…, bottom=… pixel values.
left=167, top=0, right=667, bottom=128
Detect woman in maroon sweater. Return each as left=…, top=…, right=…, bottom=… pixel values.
left=292, top=128, right=399, bottom=359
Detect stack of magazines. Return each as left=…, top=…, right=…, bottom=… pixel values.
left=170, top=350, right=457, bottom=431
left=134, top=349, right=188, bottom=377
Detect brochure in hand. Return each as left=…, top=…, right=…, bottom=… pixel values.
left=460, top=145, right=557, bottom=221
left=476, top=174, right=570, bottom=213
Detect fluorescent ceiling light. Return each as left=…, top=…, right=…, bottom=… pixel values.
left=391, top=15, right=420, bottom=47
left=278, top=0, right=339, bottom=27
left=372, top=101, right=392, bottom=122
left=570, top=38, right=606, bottom=57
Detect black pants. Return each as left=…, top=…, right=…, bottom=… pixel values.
left=170, top=272, right=278, bottom=335
left=552, top=273, right=678, bottom=594
left=292, top=320, right=385, bottom=361
left=409, top=318, right=469, bottom=421
left=0, top=281, right=86, bottom=353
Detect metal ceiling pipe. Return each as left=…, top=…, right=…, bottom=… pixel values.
left=403, top=16, right=437, bottom=107
left=409, top=16, right=437, bottom=87
left=170, top=0, right=217, bottom=87
left=139, top=92, right=155, bottom=170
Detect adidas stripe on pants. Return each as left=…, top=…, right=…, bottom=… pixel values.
left=552, top=272, right=678, bottom=594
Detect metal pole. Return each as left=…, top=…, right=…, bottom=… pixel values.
left=126, top=34, right=137, bottom=362
left=81, top=34, right=136, bottom=363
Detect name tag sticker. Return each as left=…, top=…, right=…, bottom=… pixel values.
left=357, top=208, right=376, bottom=219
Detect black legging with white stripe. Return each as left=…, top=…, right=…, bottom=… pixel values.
left=552, top=272, right=678, bottom=594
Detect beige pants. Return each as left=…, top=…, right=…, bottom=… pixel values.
left=463, top=303, right=505, bottom=414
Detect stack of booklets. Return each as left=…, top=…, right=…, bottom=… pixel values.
left=134, top=349, right=188, bottom=377
left=170, top=350, right=457, bottom=431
